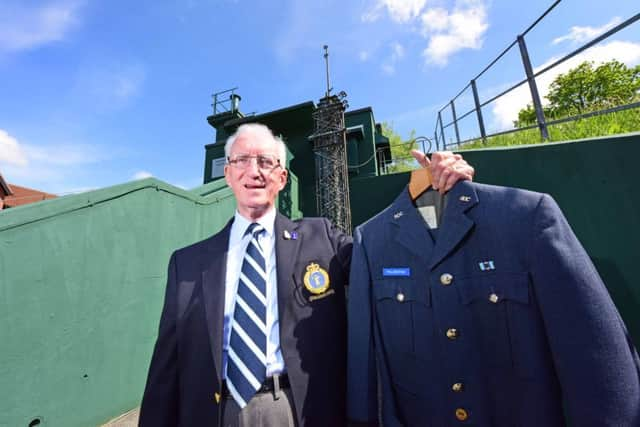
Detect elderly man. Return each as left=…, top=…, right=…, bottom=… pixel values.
left=139, top=123, right=473, bottom=427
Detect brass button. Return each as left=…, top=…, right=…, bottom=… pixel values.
left=489, top=293, right=499, bottom=303
left=440, top=273, right=453, bottom=286
left=452, top=382, right=463, bottom=392
left=396, top=293, right=405, bottom=302
left=446, top=328, right=458, bottom=339
left=455, top=408, right=469, bottom=421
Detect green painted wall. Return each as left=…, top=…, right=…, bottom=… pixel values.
left=0, top=179, right=238, bottom=427
left=345, top=108, right=378, bottom=178
left=350, top=132, right=640, bottom=346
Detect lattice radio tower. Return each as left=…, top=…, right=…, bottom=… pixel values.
left=309, top=45, right=352, bottom=234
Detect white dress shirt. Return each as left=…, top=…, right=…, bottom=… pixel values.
left=222, top=208, right=285, bottom=379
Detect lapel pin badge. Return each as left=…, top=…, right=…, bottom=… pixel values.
left=283, top=230, right=298, bottom=240
left=478, top=260, right=495, bottom=271
left=393, top=211, right=404, bottom=219
left=459, top=195, right=471, bottom=202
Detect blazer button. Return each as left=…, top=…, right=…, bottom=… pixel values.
left=489, top=293, right=499, bottom=303
left=452, top=382, right=464, bottom=392
left=446, top=328, right=459, bottom=339
left=440, top=273, right=453, bottom=286
left=396, top=292, right=405, bottom=302
left=455, top=408, right=469, bottom=421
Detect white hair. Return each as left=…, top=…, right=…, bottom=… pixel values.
left=224, top=123, right=287, bottom=166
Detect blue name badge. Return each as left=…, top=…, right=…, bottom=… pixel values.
left=382, top=267, right=411, bottom=277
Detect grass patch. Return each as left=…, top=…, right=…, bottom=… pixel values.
left=458, top=107, right=640, bottom=150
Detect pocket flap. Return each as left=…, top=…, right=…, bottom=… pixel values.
left=372, top=279, right=431, bottom=307
left=456, top=272, right=529, bottom=305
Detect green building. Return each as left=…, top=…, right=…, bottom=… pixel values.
left=203, top=91, right=391, bottom=217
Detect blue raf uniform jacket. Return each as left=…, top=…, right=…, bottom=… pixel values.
left=347, top=180, right=640, bottom=427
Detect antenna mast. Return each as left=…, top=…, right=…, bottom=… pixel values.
left=324, top=45, right=332, bottom=97
left=309, top=45, right=352, bottom=233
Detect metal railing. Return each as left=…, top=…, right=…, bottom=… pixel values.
left=377, top=136, right=433, bottom=174
left=211, top=87, right=241, bottom=115
left=432, top=1, right=640, bottom=150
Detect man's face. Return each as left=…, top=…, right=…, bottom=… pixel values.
left=224, top=132, right=288, bottom=220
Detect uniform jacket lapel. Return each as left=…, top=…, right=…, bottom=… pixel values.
left=389, top=190, right=436, bottom=260
left=201, top=219, right=233, bottom=381
left=428, top=180, right=478, bottom=270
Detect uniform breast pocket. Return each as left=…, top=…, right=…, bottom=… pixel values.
left=373, top=279, right=431, bottom=356
left=455, top=272, right=530, bottom=371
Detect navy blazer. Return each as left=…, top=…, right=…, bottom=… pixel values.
left=140, top=213, right=351, bottom=427
left=347, top=181, right=640, bottom=426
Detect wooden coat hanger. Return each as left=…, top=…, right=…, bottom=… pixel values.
left=408, top=167, right=433, bottom=201
left=408, top=146, right=434, bottom=201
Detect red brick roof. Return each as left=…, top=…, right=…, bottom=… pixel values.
left=2, top=183, right=57, bottom=208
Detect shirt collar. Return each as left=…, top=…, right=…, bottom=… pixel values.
left=233, top=208, right=276, bottom=238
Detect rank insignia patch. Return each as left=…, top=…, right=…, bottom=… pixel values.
left=479, top=260, right=495, bottom=271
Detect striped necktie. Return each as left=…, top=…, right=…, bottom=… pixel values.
left=227, top=222, right=268, bottom=408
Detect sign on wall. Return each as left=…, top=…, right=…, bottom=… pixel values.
left=211, top=157, right=226, bottom=179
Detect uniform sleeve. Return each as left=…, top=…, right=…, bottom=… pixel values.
left=324, top=218, right=353, bottom=275
left=347, top=226, right=379, bottom=425
left=139, top=252, right=179, bottom=427
left=529, top=194, right=640, bottom=426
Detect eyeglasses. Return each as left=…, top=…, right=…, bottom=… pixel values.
left=227, top=154, right=281, bottom=170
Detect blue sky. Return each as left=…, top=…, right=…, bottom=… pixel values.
left=1, top=0, right=638, bottom=194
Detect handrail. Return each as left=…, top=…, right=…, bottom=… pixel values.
left=432, top=3, right=639, bottom=150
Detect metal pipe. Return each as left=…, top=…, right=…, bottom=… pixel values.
left=518, top=35, right=549, bottom=140
left=451, top=100, right=461, bottom=145
left=471, top=79, right=487, bottom=144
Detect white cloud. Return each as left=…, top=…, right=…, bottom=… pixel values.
left=359, top=50, right=371, bottom=61
left=552, top=17, right=622, bottom=46
left=133, top=171, right=153, bottom=180
left=382, top=41, right=405, bottom=75
left=0, top=130, right=112, bottom=194
left=420, top=8, right=450, bottom=33
left=361, top=0, right=489, bottom=66
left=420, top=0, right=489, bottom=66
left=0, top=129, right=28, bottom=166
left=0, top=1, right=84, bottom=52
left=362, top=0, right=427, bottom=23
left=490, top=40, right=640, bottom=131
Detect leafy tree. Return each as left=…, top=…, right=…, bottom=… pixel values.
left=515, top=104, right=556, bottom=128
left=379, top=122, right=417, bottom=173
left=515, top=60, right=640, bottom=128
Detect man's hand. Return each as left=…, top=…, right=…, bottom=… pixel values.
left=410, top=150, right=474, bottom=194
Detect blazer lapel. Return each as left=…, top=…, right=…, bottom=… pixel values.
left=427, top=181, right=478, bottom=270
left=274, top=213, right=302, bottom=298
left=274, top=213, right=302, bottom=352
left=389, top=189, right=436, bottom=260
left=201, top=219, right=233, bottom=381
